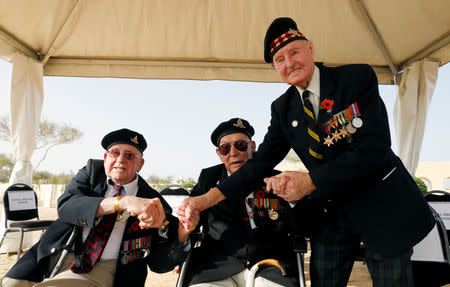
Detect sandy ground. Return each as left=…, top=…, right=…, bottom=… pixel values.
left=0, top=207, right=447, bottom=287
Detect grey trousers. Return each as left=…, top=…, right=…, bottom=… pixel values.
left=189, top=269, right=285, bottom=287
left=2, top=253, right=116, bottom=287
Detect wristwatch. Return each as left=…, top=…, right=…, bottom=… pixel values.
left=114, top=196, right=122, bottom=212
left=159, top=219, right=170, bottom=232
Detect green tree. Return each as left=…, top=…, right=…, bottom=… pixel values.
left=0, top=115, right=83, bottom=171
left=33, top=170, right=52, bottom=183
left=181, top=177, right=196, bottom=189
left=33, top=171, right=75, bottom=184
left=0, top=153, right=15, bottom=183
left=414, top=177, right=428, bottom=195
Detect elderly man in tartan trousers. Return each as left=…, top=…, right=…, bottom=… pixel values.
left=178, top=18, right=435, bottom=287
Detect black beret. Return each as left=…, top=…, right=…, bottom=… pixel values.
left=211, top=118, right=255, bottom=147
left=101, top=128, right=147, bottom=153
left=264, top=17, right=308, bottom=63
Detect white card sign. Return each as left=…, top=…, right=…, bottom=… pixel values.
left=412, top=225, right=445, bottom=262
left=429, top=201, right=450, bottom=230
left=8, top=190, right=36, bottom=211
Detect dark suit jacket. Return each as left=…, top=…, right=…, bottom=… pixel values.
left=7, top=159, right=187, bottom=287
left=217, top=64, right=435, bottom=257
left=185, top=164, right=303, bottom=286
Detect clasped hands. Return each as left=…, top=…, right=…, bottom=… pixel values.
left=176, top=171, right=316, bottom=224
left=264, top=171, right=316, bottom=202
left=118, top=196, right=199, bottom=235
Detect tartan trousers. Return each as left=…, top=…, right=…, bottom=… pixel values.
left=309, top=207, right=414, bottom=287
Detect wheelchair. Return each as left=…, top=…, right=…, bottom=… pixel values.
left=176, top=225, right=308, bottom=287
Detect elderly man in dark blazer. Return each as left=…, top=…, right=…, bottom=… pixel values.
left=184, top=118, right=309, bottom=287
left=3, top=128, right=199, bottom=287
left=178, top=18, right=435, bottom=287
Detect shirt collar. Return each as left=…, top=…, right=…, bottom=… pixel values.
left=295, top=65, right=320, bottom=97
left=106, top=175, right=139, bottom=195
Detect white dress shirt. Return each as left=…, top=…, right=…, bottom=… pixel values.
left=82, top=177, right=139, bottom=260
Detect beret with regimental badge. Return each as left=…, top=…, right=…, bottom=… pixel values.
left=211, top=118, right=255, bottom=147
left=264, top=17, right=308, bottom=63
left=101, top=128, right=147, bottom=153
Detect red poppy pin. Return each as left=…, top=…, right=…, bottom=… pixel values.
left=255, top=189, right=265, bottom=199
left=320, top=99, right=334, bottom=113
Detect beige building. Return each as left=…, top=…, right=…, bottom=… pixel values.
left=415, top=162, right=450, bottom=191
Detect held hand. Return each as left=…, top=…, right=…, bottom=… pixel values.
left=177, top=209, right=200, bottom=244
left=177, top=187, right=225, bottom=229
left=264, top=174, right=289, bottom=193
left=121, top=196, right=166, bottom=228
left=176, top=196, right=205, bottom=230
left=264, top=171, right=316, bottom=202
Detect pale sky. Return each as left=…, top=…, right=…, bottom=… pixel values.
left=0, top=60, right=449, bottom=180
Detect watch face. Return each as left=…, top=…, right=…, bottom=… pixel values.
left=346, top=123, right=357, bottom=134
left=351, top=117, right=363, bottom=128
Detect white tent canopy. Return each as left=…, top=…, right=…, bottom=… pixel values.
left=0, top=0, right=448, bottom=84
left=0, top=0, right=449, bottom=250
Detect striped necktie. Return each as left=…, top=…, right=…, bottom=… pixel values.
left=302, top=90, right=324, bottom=161
left=71, top=182, right=123, bottom=273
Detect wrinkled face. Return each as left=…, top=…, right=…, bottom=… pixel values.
left=216, top=133, right=256, bottom=174
left=272, top=39, right=315, bottom=89
left=104, top=144, right=145, bottom=185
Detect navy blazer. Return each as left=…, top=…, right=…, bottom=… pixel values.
left=217, top=64, right=434, bottom=257
left=7, top=159, right=187, bottom=287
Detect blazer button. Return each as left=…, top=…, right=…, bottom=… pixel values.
left=51, top=248, right=56, bottom=253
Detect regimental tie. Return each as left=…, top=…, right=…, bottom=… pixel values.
left=302, top=90, right=324, bottom=161
left=71, top=181, right=124, bottom=273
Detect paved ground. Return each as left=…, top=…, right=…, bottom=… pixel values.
left=0, top=207, right=446, bottom=287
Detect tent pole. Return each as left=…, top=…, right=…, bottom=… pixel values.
left=352, top=0, right=398, bottom=76
left=400, top=33, right=450, bottom=69
left=41, top=0, right=81, bottom=66
left=0, top=28, right=38, bottom=60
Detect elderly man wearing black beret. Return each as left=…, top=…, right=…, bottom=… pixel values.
left=3, top=128, right=199, bottom=287
left=182, top=118, right=308, bottom=287
left=178, top=18, right=435, bottom=286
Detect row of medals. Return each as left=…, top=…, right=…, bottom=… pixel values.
left=249, top=208, right=279, bottom=221
left=121, top=247, right=151, bottom=265
left=323, top=116, right=363, bottom=147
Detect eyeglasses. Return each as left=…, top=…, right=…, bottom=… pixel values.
left=218, top=140, right=250, bottom=155
left=107, top=149, right=142, bottom=160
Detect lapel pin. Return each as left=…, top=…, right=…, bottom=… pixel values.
left=292, top=120, right=298, bottom=127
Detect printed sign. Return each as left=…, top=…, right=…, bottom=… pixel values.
left=429, top=201, right=450, bottom=230
left=8, top=190, right=36, bottom=211
left=412, top=224, right=445, bottom=262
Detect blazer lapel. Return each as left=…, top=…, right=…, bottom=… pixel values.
left=285, top=87, right=311, bottom=159
left=93, top=173, right=108, bottom=196
left=317, top=65, right=336, bottom=129
left=217, top=166, right=228, bottom=185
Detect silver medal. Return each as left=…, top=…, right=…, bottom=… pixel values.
left=121, top=253, right=129, bottom=265
left=351, top=117, right=363, bottom=128
left=142, top=248, right=151, bottom=258
left=346, top=123, right=357, bottom=134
